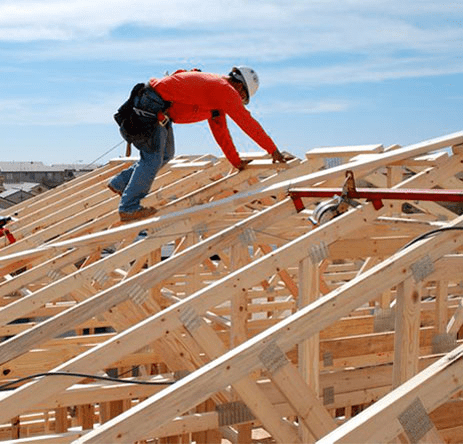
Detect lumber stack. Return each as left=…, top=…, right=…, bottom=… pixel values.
left=0, top=133, right=462, bottom=443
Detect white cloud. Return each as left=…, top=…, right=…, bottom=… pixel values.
left=0, top=0, right=461, bottom=56
left=263, top=56, right=463, bottom=87
left=0, top=95, right=118, bottom=126
left=0, top=0, right=461, bottom=128
left=255, top=99, right=351, bottom=115
left=0, top=0, right=284, bottom=40
left=0, top=93, right=351, bottom=128
left=1, top=0, right=461, bottom=93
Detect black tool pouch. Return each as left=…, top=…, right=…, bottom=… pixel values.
left=114, top=84, right=167, bottom=152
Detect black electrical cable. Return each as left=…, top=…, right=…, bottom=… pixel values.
left=400, top=227, right=463, bottom=251
left=0, top=371, right=175, bottom=391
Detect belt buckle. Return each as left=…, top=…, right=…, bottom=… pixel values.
left=158, top=113, right=169, bottom=127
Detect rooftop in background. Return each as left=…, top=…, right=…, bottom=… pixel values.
left=0, top=161, right=102, bottom=207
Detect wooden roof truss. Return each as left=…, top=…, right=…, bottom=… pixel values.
left=0, top=132, right=462, bottom=443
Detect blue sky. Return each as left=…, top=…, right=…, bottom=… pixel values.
left=0, top=0, right=462, bottom=166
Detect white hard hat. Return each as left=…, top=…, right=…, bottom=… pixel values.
left=230, top=66, right=259, bottom=104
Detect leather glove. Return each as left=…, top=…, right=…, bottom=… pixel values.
left=237, top=159, right=252, bottom=171
left=272, top=149, right=287, bottom=163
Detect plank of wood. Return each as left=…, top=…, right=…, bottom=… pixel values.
left=298, top=256, right=319, bottom=442
left=4, top=162, right=128, bottom=223
left=2, top=136, right=459, bottom=270
left=0, top=247, right=90, bottom=299
left=0, top=200, right=296, bottom=367
left=318, top=343, right=463, bottom=443
left=268, top=360, right=336, bottom=439
left=192, top=321, right=301, bottom=444
left=0, top=132, right=462, bottom=440
left=435, top=281, right=449, bottom=334
left=447, top=299, right=463, bottom=337
left=71, top=214, right=463, bottom=443
left=306, top=144, right=384, bottom=158
left=0, top=223, right=187, bottom=330
left=392, top=278, right=421, bottom=388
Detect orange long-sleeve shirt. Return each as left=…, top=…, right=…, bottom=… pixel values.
left=149, top=71, right=277, bottom=168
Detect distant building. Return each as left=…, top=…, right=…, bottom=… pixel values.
left=0, top=161, right=98, bottom=209
left=0, top=182, right=47, bottom=209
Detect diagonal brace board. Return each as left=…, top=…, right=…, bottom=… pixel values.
left=0, top=200, right=383, bottom=426
left=0, top=199, right=296, bottom=366
left=73, top=214, right=463, bottom=443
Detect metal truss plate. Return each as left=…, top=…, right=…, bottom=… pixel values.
left=238, top=228, right=256, bottom=245
left=216, top=401, right=255, bottom=427
left=258, top=342, right=288, bottom=375
left=92, top=269, right=109, bottom=286
left=308, top=241, right=329, bottom=263
left=323, top=386, right=335, bottom=406
left=373, top=308, right=396, bottom=332
left=398, top=397, right=433, bottom=444
left=323, top=351, right=333, bottom=367
left=432, top=333, right=456, bottom=354
left=179, top=306, right=202, bottom=333
left=128, top=283, right=148, bottom=305
left=47, top=269, right=65, bottom=281
left=410, top=255, right=434, bottom=283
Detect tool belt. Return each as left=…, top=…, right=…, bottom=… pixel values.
left=114, top=83, right=172, bottom=153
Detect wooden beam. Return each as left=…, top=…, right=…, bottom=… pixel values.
left=0, top=199, right=296, bottom=367
left=71, top=216, right=463, bottom=443
left=317, top=344, right=463, bottom=443
left=392, top=278, right=421, bottom=388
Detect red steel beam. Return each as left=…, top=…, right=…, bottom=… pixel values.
left=289, top=188, right=463, bottom=202
left=288, top=188, right=463, bottom=211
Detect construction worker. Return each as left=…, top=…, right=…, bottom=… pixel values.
left=108, top=66, right=288, bottom=222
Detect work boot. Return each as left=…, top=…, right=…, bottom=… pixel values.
left=107, top=184, right=122, bottom=196
left=119, top=206, right=158, bottom=222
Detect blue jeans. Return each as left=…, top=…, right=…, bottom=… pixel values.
left=109, top=122, right=175, bottom=213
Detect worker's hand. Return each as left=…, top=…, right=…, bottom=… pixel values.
left=272, top=148, right=287, bottom=164
left=237, top=159, right=251, bottom=171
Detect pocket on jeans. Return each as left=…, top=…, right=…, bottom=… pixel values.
left=132, top=123, right=163, bottom=153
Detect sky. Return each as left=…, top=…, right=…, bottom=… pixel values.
left=0, top=0, right=462, bottom=166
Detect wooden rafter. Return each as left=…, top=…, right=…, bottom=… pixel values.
left=0, top=132, right=461, bottom=443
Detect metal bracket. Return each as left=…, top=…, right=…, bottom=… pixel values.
left=323, top=351, right=333, bottom=367
left=179, top=306, right=202, bottom=333
left=47, top=269, right=65, bottom=281
left=147, top=223, right=169, bottom=236
left=216, top=401, right=255, bottom=427
left=398, top=397, right=433, bottom=443
left=258, top=342, right=288, bottom=375
left=323, top=386, right=335, bottom=405
left=324, top=157, right=342, bottom=169
left=373, top=308, right=396, bottom=332
left=410, top=255, right=434, bottom=283
left=238, top=228, right=256, bottom=245
left=93, top=269, right=109, bottom=286
left=128, top=284, right=148, bottom=305
left=308, top=241, right=329, bottom=263
left=432, top=333, right=456, bottom=354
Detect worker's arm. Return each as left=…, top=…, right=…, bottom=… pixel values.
left=209, top=110, right=287, bottom=169
left=207, top=112, right=242, bottom=169
left=224, top=99, right=279, bottom=157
